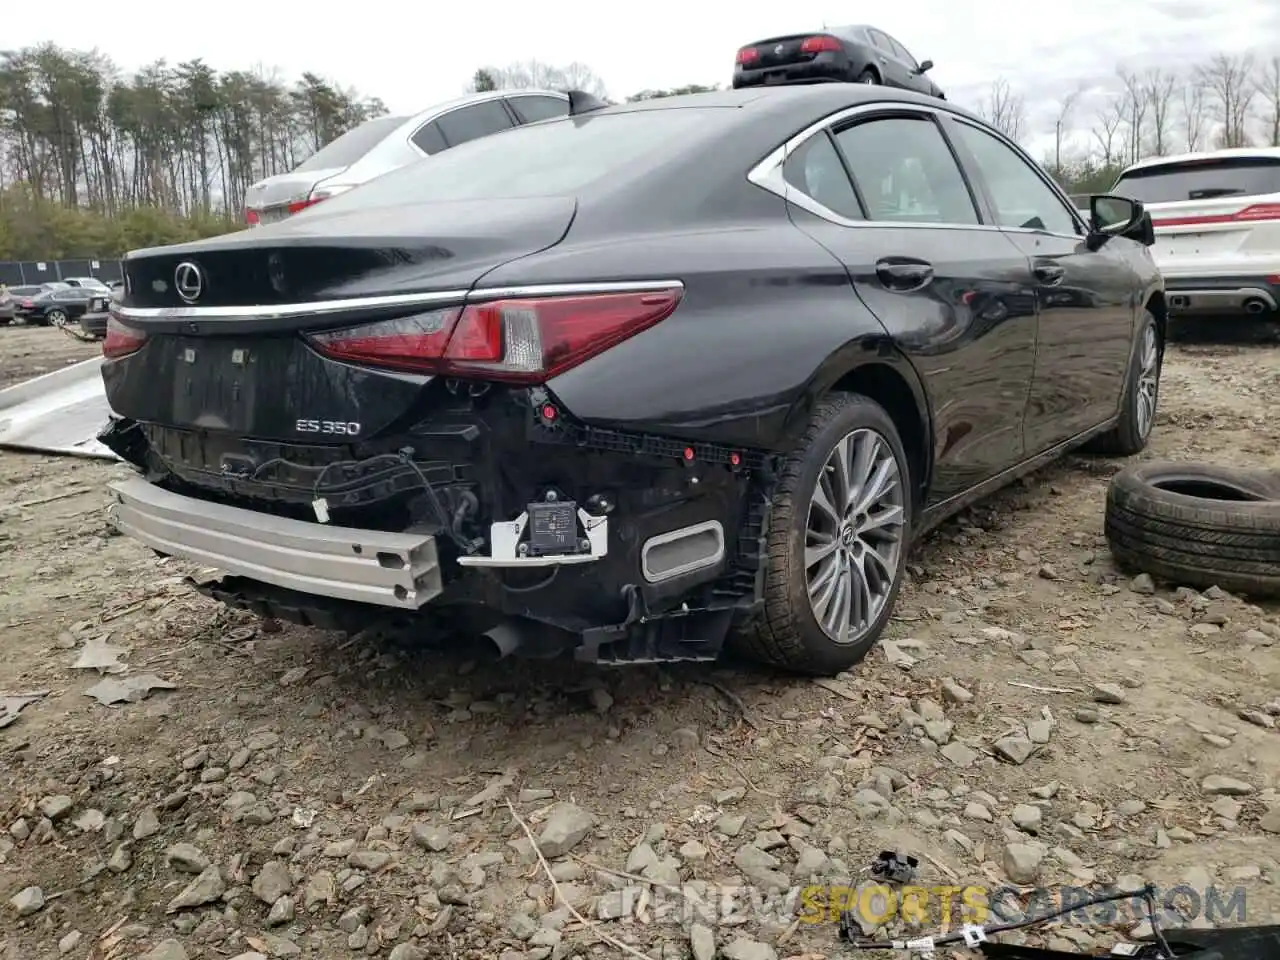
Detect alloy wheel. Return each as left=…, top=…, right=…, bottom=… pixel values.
left=1135, top=323, right=1159, bottom=439
left=48, top=310, right=67, bottom=328
left=804, top=428, right=906, bottom=644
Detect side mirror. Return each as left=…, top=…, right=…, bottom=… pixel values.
left=917, top=59, right=934, bottom=74
left=1088, top=194, right=1155, bottom=248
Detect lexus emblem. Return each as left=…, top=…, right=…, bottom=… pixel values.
left=775, top=44, right=784, bottom=54
left=174, top=261, right=204, bottom=303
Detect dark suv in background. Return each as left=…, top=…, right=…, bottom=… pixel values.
left=734, top=24, right=944, bottom=98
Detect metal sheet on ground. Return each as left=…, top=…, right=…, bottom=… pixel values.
left=0, top=358, right=119, bottom=460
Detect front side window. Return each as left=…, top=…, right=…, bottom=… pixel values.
left=508, top=95, right=569, bottom=124
left=951, top=121, right=1079, bottom=235
left=885, top=35, right=917, bottom=68
left=435, top=100, right=515, bottom=149
left=834, top=116, right=979, bottom=225
left=782, top=132, right=863, bottom=220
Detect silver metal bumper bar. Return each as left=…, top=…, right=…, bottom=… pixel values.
left=107, top=478, right=442, bottom=609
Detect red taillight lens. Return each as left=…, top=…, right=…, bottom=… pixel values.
left=20, top=299, right=35, bottom=308
left=103, top=316, right=147, bottom=359
left=307, top=288, right=683, bottom=383
left=736, top=46, right=760, bottom=66
left=1233, top=203, right=1280, bottom=221
left=800, top=35, right=841, bottom=54
left=287, top=197, right=324, bottom=215
left=245, top=208, right=260, bottom=225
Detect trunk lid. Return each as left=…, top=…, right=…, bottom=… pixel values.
left=244, top=168, right=344, bottom=223
left=1142, top=194, right=1280, bottom=273
left=105, top=196, right=576, bottom=444
left=745, top=34, right=829, bottom=68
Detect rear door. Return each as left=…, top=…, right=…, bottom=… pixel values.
left=1111, top=155, right=1280, bottom=276
left=775, top=107, right=1040, bottom=504
left=944, top=116, right=1137, bottom=451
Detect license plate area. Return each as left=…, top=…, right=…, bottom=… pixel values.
left=172, top=338, right=261, bottom=432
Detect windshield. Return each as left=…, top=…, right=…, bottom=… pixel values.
left=1113, top=157, right=1280, bottom=203
left=291, top=116, right=408, bottom=174
left=319, top=108, right=731, bottom=209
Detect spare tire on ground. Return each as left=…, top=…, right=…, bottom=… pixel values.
left=1104, top=461, right=1280, bottom=598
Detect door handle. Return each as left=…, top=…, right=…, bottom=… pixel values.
left=876, top=258, right=934, bottom=291
left=1033, top=262, right=1066, bottom=286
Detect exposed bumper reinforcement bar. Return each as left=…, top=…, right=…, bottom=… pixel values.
left=107, top=478, right=442, bottom=610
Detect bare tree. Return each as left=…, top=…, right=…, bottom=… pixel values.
left=1092, top=97, right=1125, bottom=167
left=1180, top=76, right=1208, bottom=152
left=1142, top=68, right=1178, bottom=157
left=1051, top=86, right=1084, bottom=175
left=1258, top=55, right=1280, bottom=146
left=1116, top=68, right=1150, bottom=164
left=482, top=60, right=608, bottom=98
left=1198, top=53, right=1256, bottom=148
left=978, top=78, right=1027, bottom=141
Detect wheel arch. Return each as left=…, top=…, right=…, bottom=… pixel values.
left=787, top=345, right=933, bottom=512
left=1144, top=288, right=1167, bottom=351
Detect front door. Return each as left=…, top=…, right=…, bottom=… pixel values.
left=777, top=109, right=1040, bottom=505
left=944, top=116, right=1137, bottom=452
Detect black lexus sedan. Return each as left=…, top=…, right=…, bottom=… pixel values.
left=15, top=283, right=108, bottom=327
left=96, top=84, right=1163, bottom=676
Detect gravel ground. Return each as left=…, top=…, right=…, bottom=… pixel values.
left=1, top=327, right=1279, bottom=960
left=0, top=325, right=101, bottom=391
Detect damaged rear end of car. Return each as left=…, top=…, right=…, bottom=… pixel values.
left=98, top=102, right=777, bottom=666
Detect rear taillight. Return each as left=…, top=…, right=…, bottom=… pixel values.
left=103, top=316, right=147, bottom=359
left=736, top=46, right=760, bottom=66
left=245, top=209, right=260, bottom=225
left=287, top=197, right=323, bottom=215
left=306, top=288, right=683, bottom=383
left=20, top=299, right=34, bottom=308
left=800, top=35, right=841, bottom=54
left=1233, top=203, right=1280, bottom=221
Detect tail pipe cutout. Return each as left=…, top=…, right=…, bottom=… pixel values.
left=640, top=520, right=726, bottom=584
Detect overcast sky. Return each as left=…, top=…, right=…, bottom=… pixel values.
left=9, top=0, right=1278, bottom=158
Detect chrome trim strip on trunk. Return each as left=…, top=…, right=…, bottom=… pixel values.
left=107, top=477, right=443, bottom=609
left=112, top=280, right=686, bottom=323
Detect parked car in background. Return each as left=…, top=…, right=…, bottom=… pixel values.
left=14, top=283, right=108, bottom=327
left=242, top=89, right=572, bottom=226
left=63, top=276, right=113, bottom=293
left=734, top=25, right=944, bottom=98
left=1111, top=147, right=1280, bottom=319
left=99, top=84, right=1159, bottom=676
left=0, top=286, right=14, bottom=325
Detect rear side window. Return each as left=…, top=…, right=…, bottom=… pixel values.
left=508, top=95, right=569, bottom=124
left=1112, top=157, right=1280, bottom=203
left=411, top=122, right=447, bottom=155
left=314, top=109, right=730, bottom=206
left=835, top=116, right=979, bottom=225
left=867, top=29, right=893, bottom=52
left=293, top=115, right=407, bottom=173
left=782, top=133, right=863, bottom=220
left=435, top=101, right=515, bottom=148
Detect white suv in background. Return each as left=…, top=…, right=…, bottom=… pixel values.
left=1111, top=147, right=1280, bottom=319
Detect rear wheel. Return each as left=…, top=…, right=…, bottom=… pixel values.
left=856, top=68, right=879, bottom=85
left=736, top=393, right=911, bottom=675
left=46, top=309, right=68, bottom=328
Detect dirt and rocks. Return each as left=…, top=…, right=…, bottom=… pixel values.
left=0, top=325, right=101, bottom=391
left=2, top=327, right=1279, bottom=960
